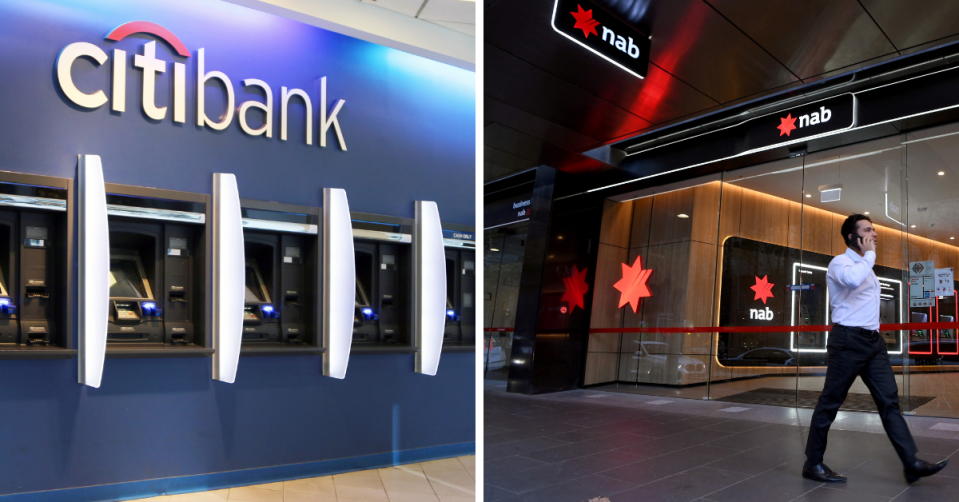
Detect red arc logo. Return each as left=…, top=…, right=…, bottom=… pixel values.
left=570, top=5, right=600, bottom=39
left=562, top=266, right=589, bottom=312
left=777, top=113, right=797, bottom=137
left=750, top=275, right=775, bottom=304
left=614, top=256, right=653, bottom=313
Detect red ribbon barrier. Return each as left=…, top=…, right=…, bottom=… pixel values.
left=484, top=322, right=959, bottom=334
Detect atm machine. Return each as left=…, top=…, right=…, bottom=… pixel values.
left=0, top=172, right=71, bottom=355
left=105, top=184, right=210, bottom=356
left=239, top=200, right=320, bottom=353
left=351, top=214, right=412, bottom=347
left=442, top=227, right=476, bottom=347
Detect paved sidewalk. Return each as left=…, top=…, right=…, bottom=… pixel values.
left=484, top=381, right=959, bottom=502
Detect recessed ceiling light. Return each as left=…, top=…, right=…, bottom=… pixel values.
left=939, top=171, right=946, bottom=176
left=952, top=237, right=955, bottom=240
left=678, top=214, right=689, bottom=218
left=557, top=235, right=563, bottom=240
left=911, top=225, right=917, bottom=228
left=864, top=212, right=869, bottom=215
left=805, top=194, right=811, bottom=198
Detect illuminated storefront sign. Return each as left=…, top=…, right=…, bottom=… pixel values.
left=55, top=21, right=348, bottom=150
left=750, top=275, right=775, bottom=304
left=551, top=0, right=650, bottom=79
left=614, top=256, right=652, bottom=313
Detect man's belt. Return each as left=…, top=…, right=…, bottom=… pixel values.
left=835, top=324, right=879, bottom=336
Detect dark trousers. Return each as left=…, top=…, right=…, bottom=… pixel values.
left=805, top=324, right=917, bottom=465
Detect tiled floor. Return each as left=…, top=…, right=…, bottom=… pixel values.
left=591, top=371, right=959, bottom=418
left=484, top=380, right=959, bottom=501
left=131, top=455, right=474, bottom=502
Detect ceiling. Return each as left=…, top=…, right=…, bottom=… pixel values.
left=361, top=0, right=475, bottom=36
left=229, top=0, right=475, bottom=69
left=484, top=0, right=959, bottom=181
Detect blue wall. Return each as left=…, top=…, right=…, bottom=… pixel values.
left=0, top=0, right=475, bottom=496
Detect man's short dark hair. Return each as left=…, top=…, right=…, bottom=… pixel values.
left=841, top=214, right=872, bottom=247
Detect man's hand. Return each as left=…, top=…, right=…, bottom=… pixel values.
left=860, top=236, right=877, bottom=254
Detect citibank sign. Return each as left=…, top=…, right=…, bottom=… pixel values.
left=55, top=21, right=348, bottom=150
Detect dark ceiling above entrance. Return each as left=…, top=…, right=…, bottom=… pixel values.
left=484, top=0, right=959, bottom=181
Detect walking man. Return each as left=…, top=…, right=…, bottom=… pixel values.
left=803, top=214, right=948, bottom=484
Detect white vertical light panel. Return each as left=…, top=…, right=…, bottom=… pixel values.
left=414, top=201, right=446, bottom=376
left=212, top=173, right=245, bottom=383
left=322, top=188, right=355, bottom=378
left=78, top=155, right=110, bottom=387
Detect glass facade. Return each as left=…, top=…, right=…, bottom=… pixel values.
left=583, top=121, right=959, bottom=418
left=483, top=222, right=527, bottom=380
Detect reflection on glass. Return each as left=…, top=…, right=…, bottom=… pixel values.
left=110, top=258, right=148, bottom=298
left=354, top=251, right=373, bottom=308
left=446, top=258, right=455, bottom=310
left=245, top=262, right=269, bottom=303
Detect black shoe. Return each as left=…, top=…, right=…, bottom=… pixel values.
left=904, top=458, right=949, bottom=484
left=802, top=462, right=847, bottom=483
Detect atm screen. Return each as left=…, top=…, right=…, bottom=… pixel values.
left=110, top=257, right=148, bottom=298
left=245, top=262, right=269, bottom=303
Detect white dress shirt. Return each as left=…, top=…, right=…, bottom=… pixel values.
left=826, top=247, right=880, bottom=330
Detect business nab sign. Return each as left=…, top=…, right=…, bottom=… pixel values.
left=551, top=0, right=650, bottom=79
left=56, top=21, right=348, bottom=150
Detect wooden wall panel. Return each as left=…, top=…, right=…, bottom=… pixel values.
left=801, top=205, right=835, bottom=256
left=648, top=189, right=694, bottom=246
left=584, top=353, right=618, bottom=385
left=600, top=199, right=633, bottom=248
left=630, top=197, right=653, bottom=249
left=831, top=213, right=848, bottom=255
left=590, top=243, right=629, bottom=329
left=685, top=241, right=718, bottom=328
left=640, top=241, right=690, bottom=354
left=588, top=333, right=621, bottom=353
left=739, top=189, right=789, bottom=246
left=875, top=224, right=904, bottom=269
left=787, top=200, right=802, bottom=250
left=691, top=182, right=722, bottom=245
left=718, top=183, right=743, bottom=243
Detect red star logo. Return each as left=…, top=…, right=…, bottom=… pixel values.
left=613, top=256, right=653, bottom=314
left=561, top=266, right=589, bottom=312
left=750, top=275, right=775, bottom=304
left=777, top=113, right=797, bottom=137
left=570, top=5, right=600, bottom=39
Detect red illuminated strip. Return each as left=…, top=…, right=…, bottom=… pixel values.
left=589, top=322, right=959, bottom=334
left=487, top=322, right=959, bottom=334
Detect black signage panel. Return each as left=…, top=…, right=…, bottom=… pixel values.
left=738, top=94, right=855, bottom=153
left=551, top=0, right=650, bottom=79
left=621, top=94, right=856, bottom=179
left=485, top=193, right=532, bottom=229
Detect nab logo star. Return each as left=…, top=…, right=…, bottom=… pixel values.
left=562, top=266, right=589, bottom=312
left=614, top=256, right=653, bottom=313
left=777, top=113, right=797, bottom=137
left=750, top=275, right=775, bottom=304
left=570, top=5, right=600, bottom=38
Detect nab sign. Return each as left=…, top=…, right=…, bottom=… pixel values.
left=551, top=0, right=650, bottom=79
